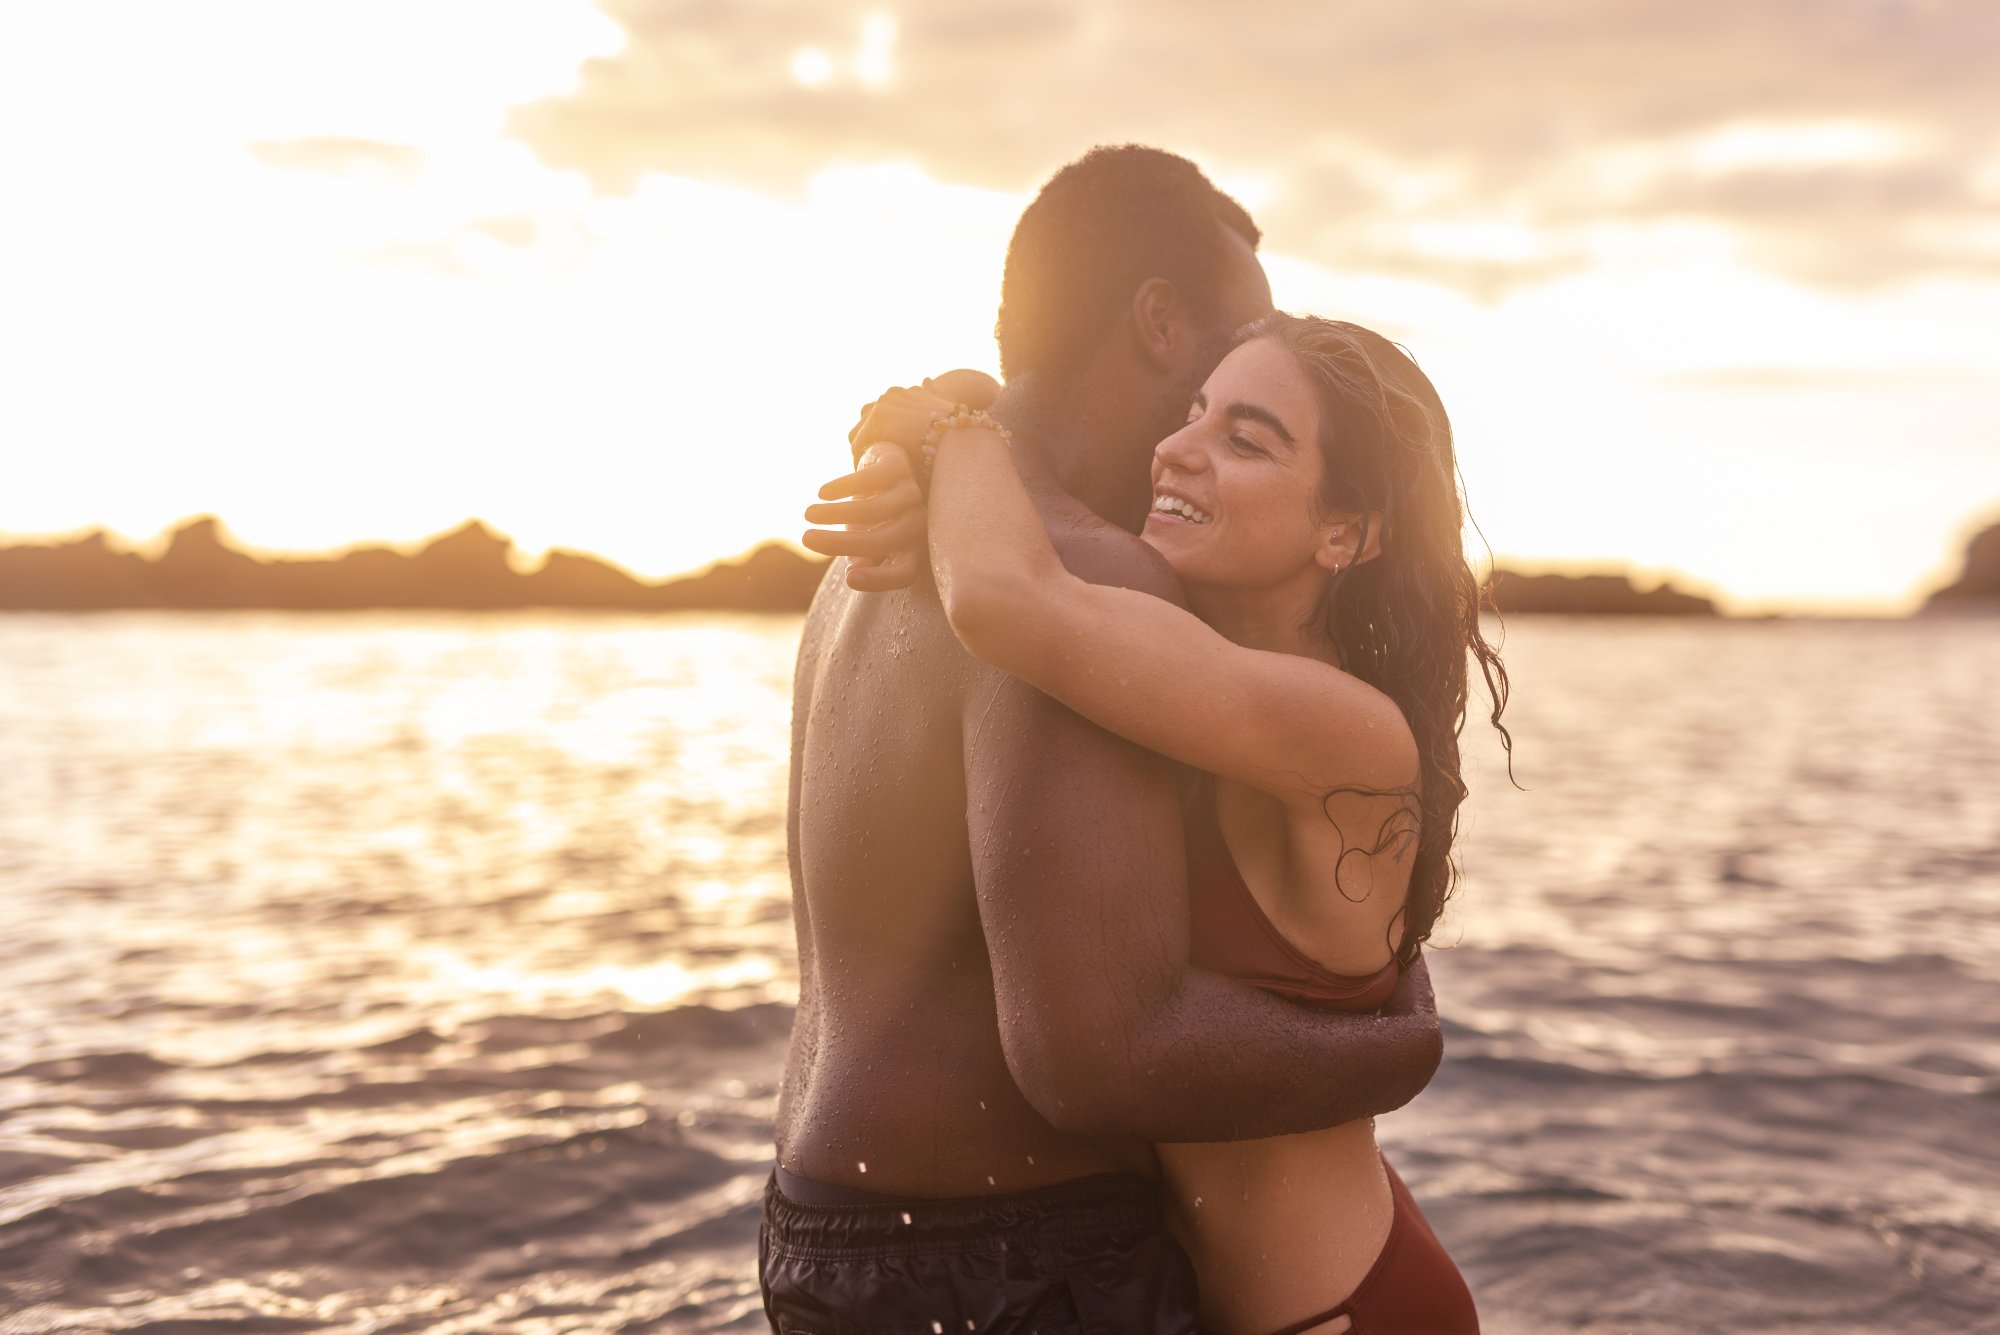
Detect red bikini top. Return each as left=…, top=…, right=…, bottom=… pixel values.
left=1184, top=781, right=1400, bottom=1013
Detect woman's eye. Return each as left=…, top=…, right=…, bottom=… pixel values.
left=1229, top=434, right=1265, bottom=457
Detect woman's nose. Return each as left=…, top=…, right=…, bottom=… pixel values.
left=1154, top=426, right=1208, bottom=475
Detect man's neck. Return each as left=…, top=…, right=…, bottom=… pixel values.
left=994, top=381, right=1155, bottom=532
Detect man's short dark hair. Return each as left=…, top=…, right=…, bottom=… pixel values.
left=995, top=145, right=1261, bottom=387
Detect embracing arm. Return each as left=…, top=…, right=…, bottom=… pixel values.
left=930, top=424, right=1417, bottom=804
left=965, top=528, right=1438, bottom=1142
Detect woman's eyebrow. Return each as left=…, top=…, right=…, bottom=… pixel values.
left=1225, top=401, right=1297, bottom=446
left=1190, top=390, right=1299, bottom=447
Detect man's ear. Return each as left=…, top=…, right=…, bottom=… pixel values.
left=1128, top=277, right=1188, bottom=373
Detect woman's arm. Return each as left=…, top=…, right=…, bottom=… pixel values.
left=928, top=421, right=1417, bottom=802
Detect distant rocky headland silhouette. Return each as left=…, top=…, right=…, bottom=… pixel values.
left=1481, top=569, right=1717, bottom=616
left=0, top=518, right=831, bottom=613
left=1922, top=520, right=2000, bottom=613
left=5, top=513, right=1994, bottom=615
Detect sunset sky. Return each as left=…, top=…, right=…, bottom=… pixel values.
left=5, top=0, right=1997, bottom=614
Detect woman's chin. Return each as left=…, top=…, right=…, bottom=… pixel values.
left=1140, top=527, right=1197, bottom=577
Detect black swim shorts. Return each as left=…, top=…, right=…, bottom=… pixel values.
left=758, top=1166, right=1201, bottom=1335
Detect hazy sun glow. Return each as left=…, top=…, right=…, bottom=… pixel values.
left=5, top=1, right=1997, bottom=614
left=790, top=48, right=834, bottom=89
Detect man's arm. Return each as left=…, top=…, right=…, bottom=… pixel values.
left=964, top=521, right=1441, bottom=1143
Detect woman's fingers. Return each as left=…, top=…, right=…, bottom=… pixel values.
left=802, top=527, right=873, bottom=558
left=802, top=506, right=923, bottom=559
left=805, top=487, right=918, bottom=527
left=844, top=548, right=918, bottom=592
left=856, top=441, right=909, bottom=472
left=814, top=421, right=925, bottom=587
left=811, top=423, right=925, bottom=591
left=803, top=496, right=889, bottom=527
left=817, top=467, right=871, bottom=502
left=818, top=444, right=913, bottom=501
left=802, top=525, right=903, bottom=559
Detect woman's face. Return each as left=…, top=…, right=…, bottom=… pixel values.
left=1142, top=336, right=1343, bottom=591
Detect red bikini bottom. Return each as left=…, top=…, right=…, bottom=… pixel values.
left=1266, top=1157, right=1479, bottom=1335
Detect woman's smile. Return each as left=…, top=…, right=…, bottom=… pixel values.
left=1148, top=487, right=1214, bottom=526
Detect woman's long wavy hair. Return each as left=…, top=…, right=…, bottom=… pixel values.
left=1243, top=312, right=1513, bottom=965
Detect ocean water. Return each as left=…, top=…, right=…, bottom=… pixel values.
left=0, top=611, right=1995, bottom=1334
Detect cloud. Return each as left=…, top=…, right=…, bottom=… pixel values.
left=463, top=214, right=541, bottom=248
left=505, top=0, right=2000, bottom=295
left=364, top=214, right=551, bottom=277
left=247, top=136, right=428, bottom=179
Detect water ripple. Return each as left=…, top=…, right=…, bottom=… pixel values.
left=2, top=612, right=1997, bottom=1332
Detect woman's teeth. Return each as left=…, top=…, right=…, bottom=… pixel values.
left=1152, top=495, right=1212, bottom=524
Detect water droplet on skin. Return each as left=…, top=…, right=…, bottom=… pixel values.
left=901, top=1211, right=913, bottom=1224
left=987, top=1175, right=996, bottom=1185
left=1026, top=1155, right=1035, bottom=1165
left=1194, top=1196, right=1203, bottom=1207
left=978, top=1100, right=986, bottom=1110
left=857, top=1161, right=867, bottom=1173
left=932, top=1323, right=944, bottom=1334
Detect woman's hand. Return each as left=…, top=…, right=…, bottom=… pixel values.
left=804, top=442, right=928, bottom=592
left=843, top=383, right=954, bottom=463
left=844, top=369, right=999, bottom=464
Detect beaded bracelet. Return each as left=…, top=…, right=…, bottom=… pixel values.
left=919, top=405, right=1012, bottom=476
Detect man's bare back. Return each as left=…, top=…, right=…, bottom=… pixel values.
left=779, top=484, right=1163, bottom=1193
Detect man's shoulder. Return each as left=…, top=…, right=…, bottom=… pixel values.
left=795, top=559, right=851, bottom=667
left=798, top=558, right=970, bottom=684
left=1041, top=508, right=1187, bottom=608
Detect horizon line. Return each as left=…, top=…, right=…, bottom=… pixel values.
left=0, top=511, right=1988, bottom=620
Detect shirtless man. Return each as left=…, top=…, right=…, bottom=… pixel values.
left=764, top=145, right=1442, bottom=1333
